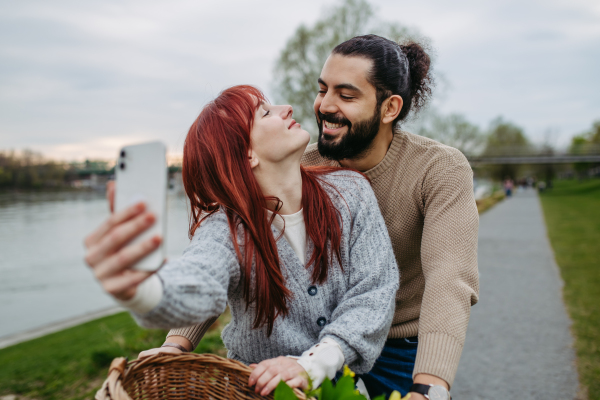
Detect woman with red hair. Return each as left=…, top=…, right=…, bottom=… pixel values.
left=84, top=85, right=398, bottom=395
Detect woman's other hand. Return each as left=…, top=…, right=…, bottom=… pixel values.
left=84, top=201, right=161, bottom=301
left=248, top=356, right=308, bottom=396
left=107, top=180, right=115, bottom=212
left=138, top=346, right=182, bottom=359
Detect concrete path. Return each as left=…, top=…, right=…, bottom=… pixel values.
left=452, top=190, right=580, bottom=399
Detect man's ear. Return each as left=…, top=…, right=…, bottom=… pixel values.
left=248, top=148, right=259, bottom=169
left=381, top=95, right=403, bottom=124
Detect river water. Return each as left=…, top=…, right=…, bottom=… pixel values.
left=0, top=191, right=190, bottom=339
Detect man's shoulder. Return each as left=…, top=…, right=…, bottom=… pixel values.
left=397, top=131, right=471, bottom=173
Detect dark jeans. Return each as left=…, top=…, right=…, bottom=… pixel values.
left=358, top=337, right=418, bottom=398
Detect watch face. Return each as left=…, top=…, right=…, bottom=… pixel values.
left=428, top=385, right=449, bottom=400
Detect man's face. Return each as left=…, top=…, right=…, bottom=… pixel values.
left=314, top=54, right=381, bottom=161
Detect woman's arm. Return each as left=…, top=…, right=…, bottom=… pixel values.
left=319, top=177, right=400, bottom=374
left=128, top=214, right=240, bottom=329
left=84, top=205, right=240, bottom=330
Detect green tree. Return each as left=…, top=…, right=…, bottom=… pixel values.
left=272, top=0, right=420, bottom=141
left=483, top=117, right=531, bottom=181
left=569, top=120, right=600, bottom=177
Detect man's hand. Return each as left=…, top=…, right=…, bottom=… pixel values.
left=248, top=356, right=308, bottom=396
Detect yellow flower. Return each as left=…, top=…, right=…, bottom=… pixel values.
left=389, top=391, right=411, bottom=400
left=342, top=365, right=356, bottom=378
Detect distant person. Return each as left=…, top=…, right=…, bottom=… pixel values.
left=148, top=35, right=479, bottom=400
left=538, top=181, right=547, bottom=193
left=526, top=176, right=534, bottom=189
left=503, top=177, right=514, bottom=197
left=84, top=85, right=399, bottom=396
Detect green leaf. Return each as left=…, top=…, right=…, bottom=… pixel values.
left=334, top=375, right=357, bottom=398
left=320, top=377, right=337, bottom=400
left=274, top=380, right=299, bottom=400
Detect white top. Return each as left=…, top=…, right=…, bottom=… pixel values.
left=268, top=208, right=307, bottom=265
left=118, top=208, right=345, bottom=387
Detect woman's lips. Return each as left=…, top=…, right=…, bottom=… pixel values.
left=288, top=119, right=300, bottom=129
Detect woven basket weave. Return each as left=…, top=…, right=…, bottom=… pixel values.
left=95, top=353, right=304, bottom=400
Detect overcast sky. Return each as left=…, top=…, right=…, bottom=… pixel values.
left=1, top=0, right=599, bottom=160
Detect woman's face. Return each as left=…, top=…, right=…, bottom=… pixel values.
left=249, top=102, right=310, bottom=166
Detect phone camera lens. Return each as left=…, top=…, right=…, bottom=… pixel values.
left=119, top=162, right=126, bottom=170
left=120, top=150, right=126, bottom=158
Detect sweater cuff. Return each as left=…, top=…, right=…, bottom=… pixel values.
left=413, top=332, right=464, bottom=388
left=167, top=316, right=219, bottom=350
left=115, top=274, right=162, bottom=314
left=295, top=338, right=345, bottom=388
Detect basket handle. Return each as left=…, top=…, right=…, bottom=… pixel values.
left=95, top=357, right=133, bottom=400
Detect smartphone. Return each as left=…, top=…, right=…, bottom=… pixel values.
left=114, top=141, right=167, bottom=271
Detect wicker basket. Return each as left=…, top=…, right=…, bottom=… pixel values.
left=95, top=353, right=304, bottom=400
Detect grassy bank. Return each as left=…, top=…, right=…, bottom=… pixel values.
left=476, top=190, right=505, bottom=213
left=0, top=312, right=229, bottom=400
left=540, top=179, right=600, bottom=398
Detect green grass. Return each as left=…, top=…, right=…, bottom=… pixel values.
left=0, top=311, right=229, bottom=400
left=540, top=179, right=600, bottom=399
left=476, top=190, right=505, bottom=213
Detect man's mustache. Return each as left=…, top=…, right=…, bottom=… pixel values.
left=317, top=111, right=351, bottom=127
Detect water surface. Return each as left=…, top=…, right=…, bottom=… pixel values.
left=0, top=191, right=190, bottom=338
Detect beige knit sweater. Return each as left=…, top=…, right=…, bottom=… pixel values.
left=167, top=131, right=479, bottom=386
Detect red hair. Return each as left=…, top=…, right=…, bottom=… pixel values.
left=183, top=85, right=344, bottom=335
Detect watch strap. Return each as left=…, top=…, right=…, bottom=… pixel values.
left=409, top=383, right=432, bottom=397
left=409, top=383, right=452, bottom=400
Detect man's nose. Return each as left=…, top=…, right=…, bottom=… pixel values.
left=318, top=92, right=338, bottom=115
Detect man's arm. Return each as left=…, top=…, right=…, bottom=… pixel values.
left=413, top=150, right=480, bottom=390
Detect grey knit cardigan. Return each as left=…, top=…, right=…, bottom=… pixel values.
left=132, top=170, right=399, bottom=374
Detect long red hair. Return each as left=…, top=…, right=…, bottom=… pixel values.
left=182, top=85, right=344, bottom=335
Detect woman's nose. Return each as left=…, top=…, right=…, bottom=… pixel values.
left=278, top=105, right=293, bottom=119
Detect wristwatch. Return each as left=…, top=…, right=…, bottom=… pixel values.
left=409, top=384, right=451, bottom=400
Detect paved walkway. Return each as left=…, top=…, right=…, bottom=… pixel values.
left=452, top=190, right=580, bottom=398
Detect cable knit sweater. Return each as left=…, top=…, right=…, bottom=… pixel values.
left=169, top=131, right=479, bottom=386
left=132, top=170, right=399, bottom=374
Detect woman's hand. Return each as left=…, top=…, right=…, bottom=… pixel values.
left=248, top=356, right=308, bottom=396
left=84, top=201, right=161, bottom=301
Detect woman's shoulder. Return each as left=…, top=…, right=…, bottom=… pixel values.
left=190, top=209, right=234, bottom=246
left=317, top=169, right=369, bottom=190
left=315, top=169, right=377, bottom=211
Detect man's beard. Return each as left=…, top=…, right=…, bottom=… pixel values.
left=316, top=103, right=381, bottom=161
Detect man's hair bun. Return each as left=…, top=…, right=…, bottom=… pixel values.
left=399, top=41, right=433, bottom=115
